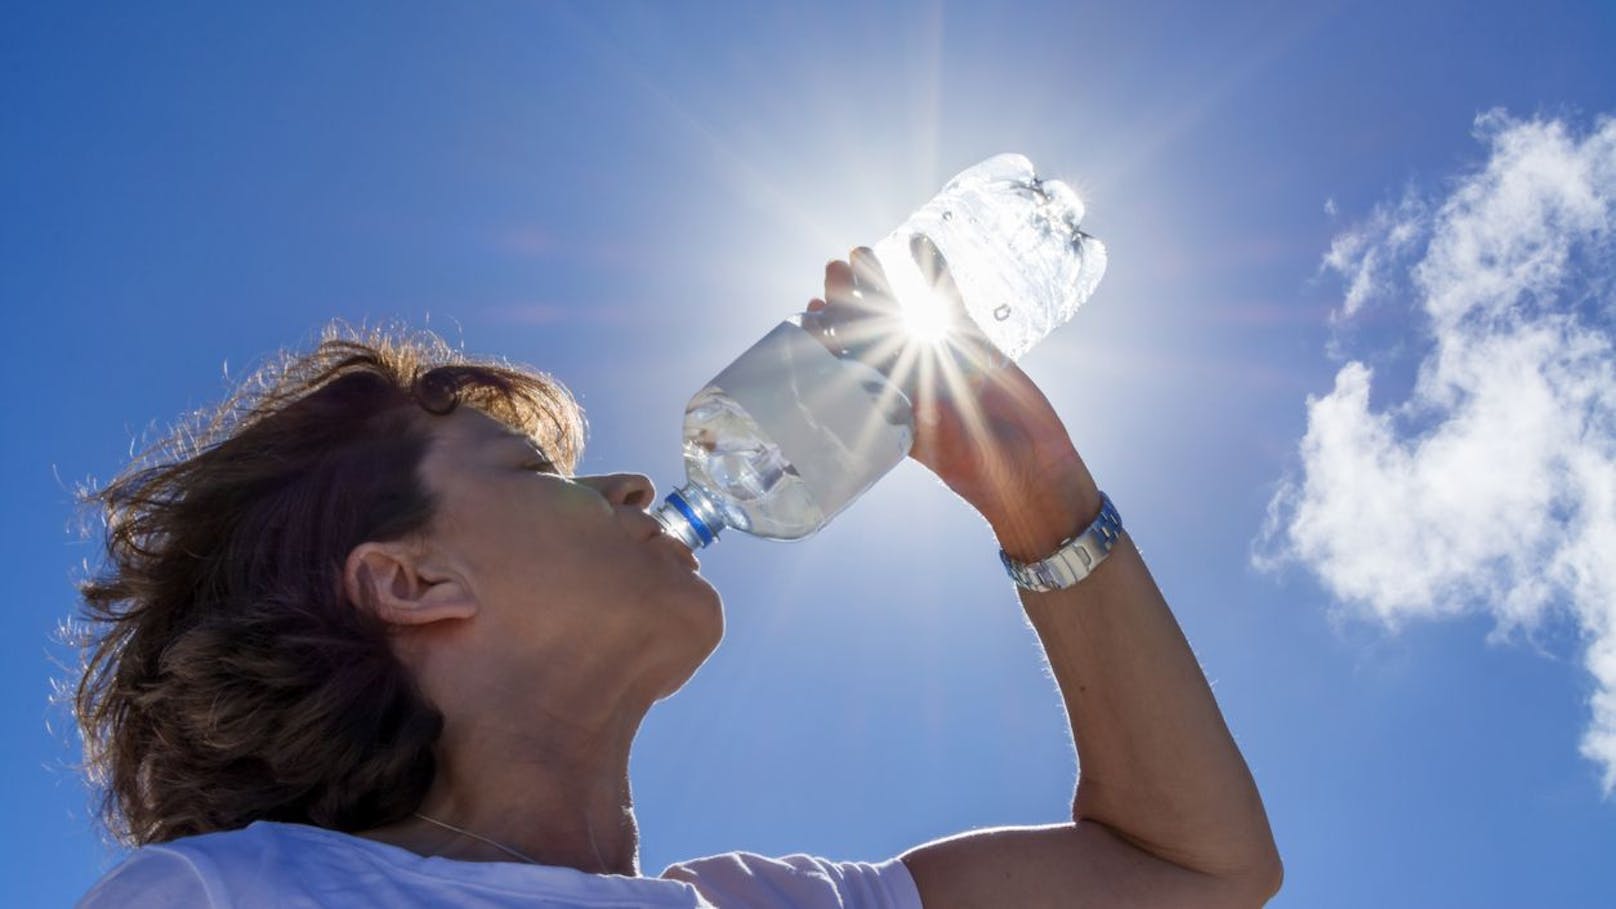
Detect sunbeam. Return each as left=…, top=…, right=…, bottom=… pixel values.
left=882, top=245, right=958, bottom=346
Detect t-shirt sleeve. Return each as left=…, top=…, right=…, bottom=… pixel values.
left=661, top=851, right=923, bottom=909
left=77, top=846, right=218, bottom=909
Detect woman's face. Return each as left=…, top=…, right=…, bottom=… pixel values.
left=412, top=406, right=723, bottom=705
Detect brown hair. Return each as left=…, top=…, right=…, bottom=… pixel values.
left=71, top=323, right=586, bottom=847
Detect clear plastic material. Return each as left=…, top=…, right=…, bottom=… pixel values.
left=873, top=153, right=1107, bottom=362
left=661, top=318, right=914, bottom=545
left=656, top=153, right=1106, bottom=549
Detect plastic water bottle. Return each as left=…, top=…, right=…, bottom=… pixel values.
left=654, top=153, right=1107, bottom=551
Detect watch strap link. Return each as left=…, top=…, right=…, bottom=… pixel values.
left=999, top=492, right=1123, bottom=592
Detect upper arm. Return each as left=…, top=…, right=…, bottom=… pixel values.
left=663, top=851, right=922, bottom=908
left=899, top=822, right=1279, bottom=909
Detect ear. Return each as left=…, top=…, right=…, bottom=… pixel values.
left=343, top=541, right=478, bottom=627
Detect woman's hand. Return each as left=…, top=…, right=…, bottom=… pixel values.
left=808, top=240, right=1102, bottom=560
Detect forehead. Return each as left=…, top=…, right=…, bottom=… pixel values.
left=424, top=407, right=540, bottom=462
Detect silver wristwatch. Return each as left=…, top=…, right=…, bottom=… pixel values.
left=999, top=492, right=1124, bottom=592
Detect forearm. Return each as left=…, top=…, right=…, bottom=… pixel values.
left=991, top=468, right=1280, bottom=885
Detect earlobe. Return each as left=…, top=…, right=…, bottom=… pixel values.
left=344, top=542, right=478, bottom=627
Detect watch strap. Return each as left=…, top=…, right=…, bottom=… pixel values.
left=999, top=492, right=1123, bottom=592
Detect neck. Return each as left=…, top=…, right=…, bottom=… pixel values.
left=361, top=706, right=646, bottom=876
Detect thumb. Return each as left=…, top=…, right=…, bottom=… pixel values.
left=910, top=234, right=1010, bottom=375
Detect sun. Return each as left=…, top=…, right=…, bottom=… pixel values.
left=881, top=247, right=958, bottom=346
left=899, top=287, right=955, bottom=345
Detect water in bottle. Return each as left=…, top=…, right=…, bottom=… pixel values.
left=669, top=319, right=914, bottom=543
left=655, top=153, right=1106, bottom=551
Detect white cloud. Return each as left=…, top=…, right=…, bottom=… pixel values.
left=1254, top=111, right=1616, bottom=796
left=1319, top=189, right=1426, bottom=321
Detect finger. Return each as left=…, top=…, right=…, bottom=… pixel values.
left=824, top=259, right=856, bottom=305
left=848, top=246, right=894, bottom=300
left=912, top=234, right=945, bottom=284
left=909, top=235, right=972, bottom=332
left=911, top=235, right=964, bottom=304
left=828, top=255, right=893, bottom=327
left=911, top=234, right=978, bottom=338
left=807, top=298, right=826, bottom=312
left=908, top=237, right=1011, bottom=374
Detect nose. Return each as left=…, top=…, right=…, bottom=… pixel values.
left=586, top=472, right=657, bottom=510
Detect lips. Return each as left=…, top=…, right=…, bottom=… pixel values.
left=652, top=526, right=701, bottom=570
left=672, top=537, right=701, bottom=571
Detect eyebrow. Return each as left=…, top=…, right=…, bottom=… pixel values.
left=484, top=424, right=573, bottom=474
left=503, top=435, right=549, bottom=458
left=498, top=433, right=559, bottom=468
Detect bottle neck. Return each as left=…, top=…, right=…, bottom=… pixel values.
left=652, top=483, right=724, bottom=551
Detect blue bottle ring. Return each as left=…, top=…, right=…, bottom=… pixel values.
left=666, top=490, right=718, bottom=548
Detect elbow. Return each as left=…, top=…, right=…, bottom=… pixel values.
left=1188, top=849, right=1285, bottom=909
left=1237, top=850, right=1285, bottom=906
left=1267, top=853, right=1286, bottom=900
left=1209, top=843, right=1283, bottom=907
left=1231, top=801, right=1284, bottom=903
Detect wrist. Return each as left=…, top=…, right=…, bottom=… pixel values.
left=988, top=477, right=1104, bottom=562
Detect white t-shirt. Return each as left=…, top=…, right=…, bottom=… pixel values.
left=77, top=820, right=925, bottom=908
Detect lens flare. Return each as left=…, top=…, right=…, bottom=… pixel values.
left=901, top=290, right=955, bottom=344
left=882, top=248, right=956, bottom=345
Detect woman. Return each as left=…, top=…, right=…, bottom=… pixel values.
left=75, top=250, right=1282, bottom=907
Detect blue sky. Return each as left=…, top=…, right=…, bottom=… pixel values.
left=5, top=2, right=1615, bottom=906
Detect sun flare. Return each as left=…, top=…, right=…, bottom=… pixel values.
left=899, top=289, right=955, bottom=345
left=881, top=247, right=957, bottom=346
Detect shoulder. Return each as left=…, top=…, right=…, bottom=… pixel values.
left=82, top=823, right=725, bottom=909
left=661, top=851, right=923, bottom=909
left=79, top=844, right=216, bottom=909
left=77, top=821, right=386, bottom=908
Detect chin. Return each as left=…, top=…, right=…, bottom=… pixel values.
left=679, top=574, right=724, bottom=635
left=654, top=592, right=724, bottom=702
left=690, top=585, right=725, bottom=660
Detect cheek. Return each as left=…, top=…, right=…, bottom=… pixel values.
left=450, top=477, right=655, bottom=615
left=435, top=488, right=556, bottom=590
